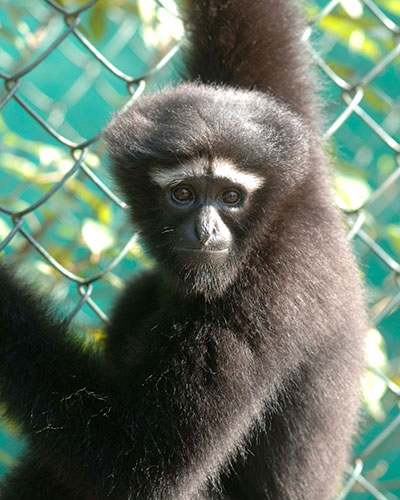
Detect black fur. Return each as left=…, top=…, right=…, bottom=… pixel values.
left=0, top=1, right=366, bottom=499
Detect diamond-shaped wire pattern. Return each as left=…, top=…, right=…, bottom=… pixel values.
left=0, top=1, right=399, bottom=498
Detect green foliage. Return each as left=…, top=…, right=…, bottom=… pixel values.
left=334, top=161, right=372, bottom=211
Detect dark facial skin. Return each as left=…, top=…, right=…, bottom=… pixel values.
left=161, top=176, right=249, bottom=265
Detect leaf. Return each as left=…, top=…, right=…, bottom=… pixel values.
left=38, top=146, right=65, bottom=168
left=333, top=170, right=372, bottom=210
left=64, top=179, right=111, bottom=221
left=157, top=4, right=184, bottom=41
left=0, top=218, right=12, bottom=241
left=129, top=241, right=154, bottom=268
left=81, top=218, right=115, bottom=257
left=97, top=203, right=112, bottom=225
left=0, top=153, right=38, bottom=180
left=340, top=0, right=364, bottom=19
left=362, top=328, right=389, bottom=421
left=363, top=88, right=391, bottom=113
left=319, top=14, right=381, bottom=60
left=85, top=152, right=100, bottom=169
left=377, top=154, right=396, bottom=176
left=379, top=0, right=400, bottom=16
left=387, top=224, right=400, bottom=256
left=88, top=5, right=107, bottom=41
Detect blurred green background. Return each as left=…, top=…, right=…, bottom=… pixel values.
left=0, top=0, right=400, bottom=498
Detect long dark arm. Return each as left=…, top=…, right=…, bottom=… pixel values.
left=0, top=263, right=288, bottom=499
left=0, top=263, right=113, bottom=432
left=183, top=0, right=317, bottom=122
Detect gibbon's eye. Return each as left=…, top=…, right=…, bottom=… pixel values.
left=220, top=189, right=242, bottom=205
left=171, top=186, right=194, bottom=204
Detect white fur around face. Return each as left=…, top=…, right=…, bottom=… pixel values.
left=150, top=158, right=264, bottom=191
left=211, top=159, right=264, bottom=191
left=149, top=158, right=208, bottom=188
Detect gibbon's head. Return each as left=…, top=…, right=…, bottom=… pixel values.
left=105, top=83, right=312, bottom=298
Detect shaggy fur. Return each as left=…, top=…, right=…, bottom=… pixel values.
left=0, top=1, right=366, bottom=499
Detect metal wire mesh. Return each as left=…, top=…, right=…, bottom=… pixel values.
left=0, top=0, right=399, bottom=498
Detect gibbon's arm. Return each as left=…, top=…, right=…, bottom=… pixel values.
left=0, top=262, right=291, bottom=499
left=0, top=264, right=115, bottom=434
left=183, top=0, right=317, bottom=123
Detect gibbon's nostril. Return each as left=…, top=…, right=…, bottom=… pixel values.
left=195, top=219, right=214, bottom=246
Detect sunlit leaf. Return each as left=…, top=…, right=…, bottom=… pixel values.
left=377, top=154, right=396, bottom=176
left=362, top=328, right=389, bottom=421
left=0, top=153, right=38, bottom=179
left=363, top=88, right=391, bottom=113
left=65, top=179, right=111, bottom=221
left=0, top=218, right=12, bottom=241
left=85, top=152, right=100, bottom=169
left=88, top=5, right=107, bottom=41
left=319, top=15, right=380, bottom=59
left=38, top=146, right=64, bottom=168
left=387, top=224, right=400, bottom=256
left=378, top=0, right=400, bottom=16
left=157, top=5, right=184, bottom=41
left=138, top=0, right=182, bottom=46
left=34, top=261, right=57, bottom=277
left=138, top=0, right=157, bottom=22
left=129, top=241, right=154, bottom=268
left=97, top=203, right=112, bottom=225
left=341, top=0, right=364, bottom=19
left=82, top=218, right=115, bottom=257
left=334, top=170, right=372, bottom=210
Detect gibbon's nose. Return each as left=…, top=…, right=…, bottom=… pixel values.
left=194, top=206, right=232, bottom=250
left=195, top=206, right=215, bottom=246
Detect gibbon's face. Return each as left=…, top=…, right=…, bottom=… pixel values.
left=150, top=157, right=263, bottom=262
left=147, top=157, right=265, bottom=296
left=105, top=83, right=311, bottom=297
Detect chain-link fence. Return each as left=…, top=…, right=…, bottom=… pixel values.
left=0, top=0, right=399, bottom=498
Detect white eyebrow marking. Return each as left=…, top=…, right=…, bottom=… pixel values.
left=149, top=158, right=208, bottom=188
left=212, top=159, right=264, bottom=191
left=149, top=158, right=264, bottom=192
